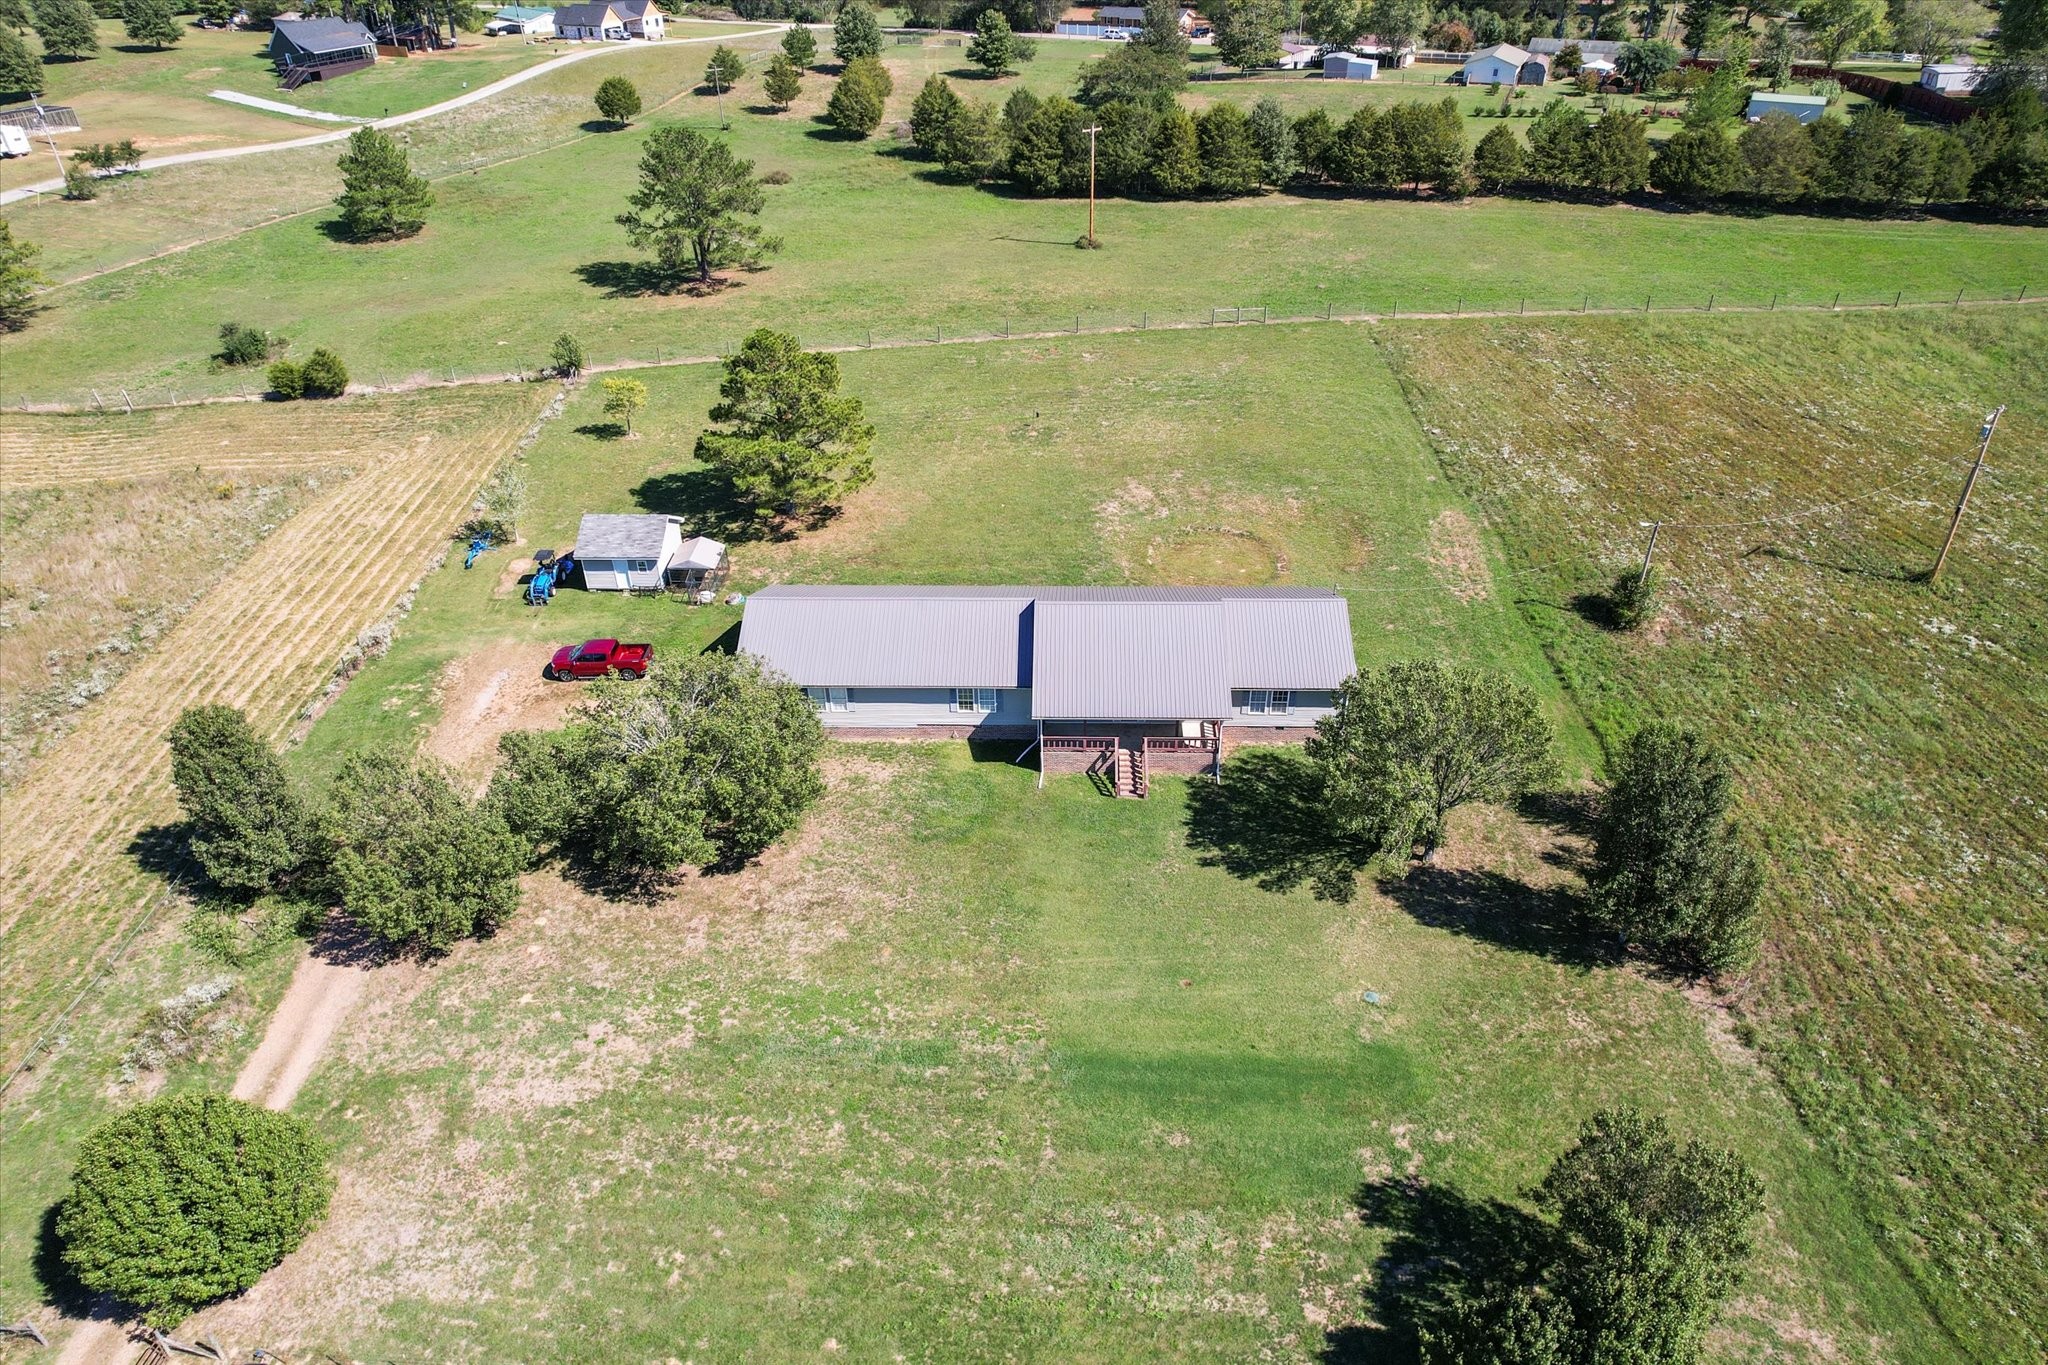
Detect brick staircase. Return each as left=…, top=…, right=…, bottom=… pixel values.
left=1113, top=743, right=1148, bottom=799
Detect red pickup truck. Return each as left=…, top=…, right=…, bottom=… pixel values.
left=547, top=639, right=652, bottom=681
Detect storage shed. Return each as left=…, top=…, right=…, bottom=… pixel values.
left=1324, top=51, right=1377, bottom=80
left=485, top=5, right=555, bottom=33
left=1462, top=43, right=1532, bottom=85
left=1920, top=62, right=1983, bottom=93
left=1744, top=91, right=1829, bottom=123
left=666, top=535, right=729, bottom=594
left=575, top=513, right=686, bottom=590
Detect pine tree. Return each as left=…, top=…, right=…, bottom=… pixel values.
left=1246, top=94, right=1297, bottom=184
left=1148, top=106, right=1202, bottom=195
left=967, top=7, right=1016, bottom=75
left=32, top=0, right=98, bottom=58
left=1196, top=101, right=1264, bottom=195
left=780, top=22, right=816, bottom=67
left=832, top=0, right=880, bottom=62
left=594, top=74, right=641, bottom=125
left=121, top=0, right=180, bottom=48
left=826, top=56, right=887, bottom=136
left=909, top=72, right=962, bottom=150
left=763, top=51, right=801, bottom=109
left=693, top=328, right=877, bottom=521
left=166, top=705, right=318, bottom=894
left=1471, top=122, right=1526, bottom=189
left=333, top=126, right=434, bottom=241
left=704, top=43, right=744, bottom=90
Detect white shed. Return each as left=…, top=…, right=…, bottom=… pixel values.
left=1744, top=91, right=1829, bottom=123
left=1920, top=62, right=1983, bottom=93
left=1324, top=51, right=1377, bottom=80
left=575, top=513, right=686, bottom=591
left=1462, top=43, right=1531, bottom=85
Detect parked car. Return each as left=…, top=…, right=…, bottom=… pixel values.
left=1102, top=28, right=1130, bottom=40
left=547, top=638, right=652, bottom=681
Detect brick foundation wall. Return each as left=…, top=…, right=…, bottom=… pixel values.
left=1220, top=727, right=1317, bottom=757
left=1142, top=747, right=1218, bottom=776
left=1042, top=745, right=1114, bottom=777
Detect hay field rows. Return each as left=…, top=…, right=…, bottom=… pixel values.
left=0, top=384, right=547, bottom=1066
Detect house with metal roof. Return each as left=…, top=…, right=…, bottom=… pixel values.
left=485, top=5, right=555, bottom=34
left=553, top=1, right=626, bottom=39
left=1744, top=91, right=1830, bottom=123
left=612, top=0, right=664, bottom=38
left=737, top=586, right=1357, bottom=796
left=267, top=18, right=377, bottom=83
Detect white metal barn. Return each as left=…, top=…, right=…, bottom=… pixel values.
left=575, top=513, right=686, bottom=591
left=1462, top=43, right=1531, bottom=85
left=1324, top=52, right=1378, bottom=80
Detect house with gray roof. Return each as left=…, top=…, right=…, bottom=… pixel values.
left=553, top=0, right=661, bottom=39
left=267, top=18, right=377, bottom=80
left=737, top=585, right=1357, bottom=795
left=574, top=513, right=724, bottom=592
left=485, top=5, right=555, bottom=34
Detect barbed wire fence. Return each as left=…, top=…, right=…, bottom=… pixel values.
left=6, top=282, right=2038, bottom=415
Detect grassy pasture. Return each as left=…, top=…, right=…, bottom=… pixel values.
left=1377, top=307, right=2048, bottom=1362
left=4, top=31, right=2043, bottom=403
left=0, top=321, right=1961, bottom=1361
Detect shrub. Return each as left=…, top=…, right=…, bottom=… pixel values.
left=298, top=346, right=349, bottom=397
left=594, top=74, right=642, bottom=125
left=333, top=126, right=433, bottom=241
left=119, top=976, right=241, bottom=1083
left=760, top=167, right=794, bottom=184
left=460, top=463, right=526, bottom=545
left=56, top=1094, right=331, bottom=1325
left=266, top=359, right=303, bottom=399
left=548, top=332, right=585, bottom=376
left=215, top=321, right=272, bottom=367
left=1609, top=564, right=1657, bottom=629
left=61, top=162, right=97, bottom=200
left=827, top=57, right=887, bottom=136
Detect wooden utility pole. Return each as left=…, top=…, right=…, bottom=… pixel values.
left=1082, top=124, right=1102, bottom=247
left=1931, top=405, right=2004, bottom=583
left=1636, top=519, right=1662, bottom=586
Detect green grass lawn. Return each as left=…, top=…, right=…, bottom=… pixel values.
left=5, top=31, right=2043, bottom=404
left=1, top=322, right=1963, bottom=1360
left=1377, top=307, right=2048, bottom=1362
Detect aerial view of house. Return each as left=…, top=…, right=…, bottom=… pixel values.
left=0, top=2, right=2043, bottom=1362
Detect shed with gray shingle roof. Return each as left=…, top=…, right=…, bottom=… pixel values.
left=574, top=513, right=686, bottom=591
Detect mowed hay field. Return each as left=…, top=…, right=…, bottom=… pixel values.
left=0, top=384, right=549, bottom=1067
left=112, top=325, right=1949, bottom=1362
left=1377, top=308, right=2048, bottom=1361
left=5, top=28, right=2046, bottom=404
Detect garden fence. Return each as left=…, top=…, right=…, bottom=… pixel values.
left=6, top=284, right=2038, bottom=415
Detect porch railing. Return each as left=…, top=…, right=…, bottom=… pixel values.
left=1043, top=735, right=1115, bottom=752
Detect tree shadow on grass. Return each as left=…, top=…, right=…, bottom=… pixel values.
left=1747, top=542, right=1925, bottom=585
left=632, top=468, right=795, bottom=545
left=574, top=260, right=740, bottom=299
left=1183, top=748, right=1376, bottom=903
left=573, top=421, right=629, bottom=440
left=1378, top=860, right=1612, bottom=970
left=124, top=821, right=210, bottom=900
left=1321, top=1178, right=1555, bottom=1365
left=32, top=1203, right=117, bottom=1323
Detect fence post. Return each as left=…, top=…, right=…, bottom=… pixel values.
left=2021, top=285, right=2029, bottom=302
left=1520, top=297, right=1525, bottom=315
left=1324, top=302, right=1331, bottom=320
left=1074, top=314, right=1080, bottom=334
left=1455, top=296, right=1462, bottom=316
left=1644, top=293, right=1651, bottom=313
left=1893, top=290, right=1901, bottom=307
left=1706, top=293, right=1714, bottom=312
left=1770, top=291, right=1778, bottom=310
left=120, top=388, right=133, bottom=412
left=1954, top=288, right=1963, bottom=307
left=867, top=329, right=873, bottom=348
left=935, top=325, right=941, bottom=343
left=1139, top=312, right=1145, bottom=330
left=1581, top=293, right=1588, bottom=314
left=1003, top=317, right=1010, bottom=337
left=1832, top=292, right=1840, bottom=310
left=1209, top=308, right=1216, bottom=326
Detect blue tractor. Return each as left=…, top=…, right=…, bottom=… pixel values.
left=463, top=534, right=492, bottom=570
left=526, top=549, right=557, bottom=606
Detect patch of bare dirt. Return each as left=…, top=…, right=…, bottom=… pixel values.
left=420, top=643, right=578, bottom=794
left=1425, top=508, right=1492, bottom=602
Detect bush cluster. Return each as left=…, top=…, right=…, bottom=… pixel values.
left=266, top=346, right=348, bottom=400
left=912, top=80, right=2048, bottom=213
left=214, top=321, right=274, bottom=368
left=827, top=53, right=893, bottom=136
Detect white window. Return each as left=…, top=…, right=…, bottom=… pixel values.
left=629, top=559, right=654, bottom=573
left=805, top=687, right=826, bottom=711
left=827, top=687, right=850, bottom=713
left=1245, top=689, right=1269, bottom=714
left=1240, top=689, right=1292, bottom=715
left=1270, top=690, right=1291, bottom=715
left=953, top=688, right=997, bottom=713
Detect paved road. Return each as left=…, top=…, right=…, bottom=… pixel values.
left=0, top=25, right=782, bottom=206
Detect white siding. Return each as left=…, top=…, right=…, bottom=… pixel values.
left=815, top=687, right=1033, bottom=728
left=1227, top=688, right=1335, bottom=727
left=583, top=558, right=625, bottom=591
left=1464, top=54, right=1520, bottom=83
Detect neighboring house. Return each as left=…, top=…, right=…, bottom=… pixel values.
left=1745, top=91, right=1829, bottom=123
left=1528, top=35, right=1622, bottom=59
left=1278, top=41, right=1321, bottom=69
left=1462, top=43, right=1545, bottom=85
left=575, top=513, right=687, bottom=591
left=553, top=1, right=628, bottom=39
left=1324, top=51, right=1377, bottom=80
left=737, top=586, right=1358, bottom=794
left=613, top=0, right=664, bottom=38
left=1096, top=4, right=1192, bottom=31
left=485, top=5, right=556, bottom=34
left=1920, top=62, right=1984, bottom=93
left=267, top=18, right=377, bottom=79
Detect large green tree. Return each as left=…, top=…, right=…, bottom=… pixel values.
left=1213, top=0, right=1285, bottom=70
left=1076, top=40, right=1185, bottom=107
left=781, top=21, right=816, bottom=66
left=1738, top=109, right=1818, bottom=197
left=693, top=328, right=876, bottom=519
left=763, top=50, right=801, bottom=109
left=1615, top=36, right=1680, bottom=89
left=57, top=1095, right=331, bottom=1326
left=910, top=71, right=963, bottom=149
left=0, top=216, right=49, bottom=332
left=1246, top=94, right=1297, bottom=183
left=1585, top=108, right=1653, bottom=192
left=594, top=73, right=642, bottom=125
left=704, top=42, right=744, bottom=90
left=1472, top=122, right=1527, bottom=189
left=1197, top=100, right=1264, bottom=194
left=1149, top=105, right=1203, bottom=194
left=492, top=653, right=825, bottom=876
left=1650, top=124, right=1745, bottom=197
left=1676, top=0, right=1728, bottom=53
left=832, top=0, right=880, bottom=61
left=1798, top=0, right=1887, bottom=67
left=1307, top=660, right=1556, bottom=859
left=333, top=126, right=434, bottom=241
left=1368, top=0, right=1430, bottom=51
left=1587, top=722, right=1764, bottom=972
left=1415, top=1108, right=1763, bottom=1365
left=167, top=704, right=318, bottom=894
left=1525, top=99, right=1590, bottom=186
left=325, top=750, right=527, bottom=952
left=0, top=25, right=39, bottom=97
left=121, top=0, right=180, bottom=47
left=967, top=7, right=1018, bottom=74
left=617, top=124, right=779, bottom=286
left=935, top=95, right=1008, bottom=179
left=1136, top=0, right=1189, bottom=58
left=827, top=54, right=889, bottom=135
left=32, top=0, right=97, bottom=57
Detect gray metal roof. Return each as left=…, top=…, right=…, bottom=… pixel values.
left=738, top=585, right=1356, bottom=718
left=575, top=513, right=676, bottom=561
left=270, top=17, right=376, bottom=53
left=553, top=2, right=620, bottom=25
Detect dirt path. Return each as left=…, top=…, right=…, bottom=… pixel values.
left=230, top=951, right=370, bottom=1110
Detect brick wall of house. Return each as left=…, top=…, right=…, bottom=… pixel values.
left=1143, top=747, right=1218, bottom=776
left=1041, top=744, right=1115, bottom=777
left=1221, top=727, right=1317, bottom=757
